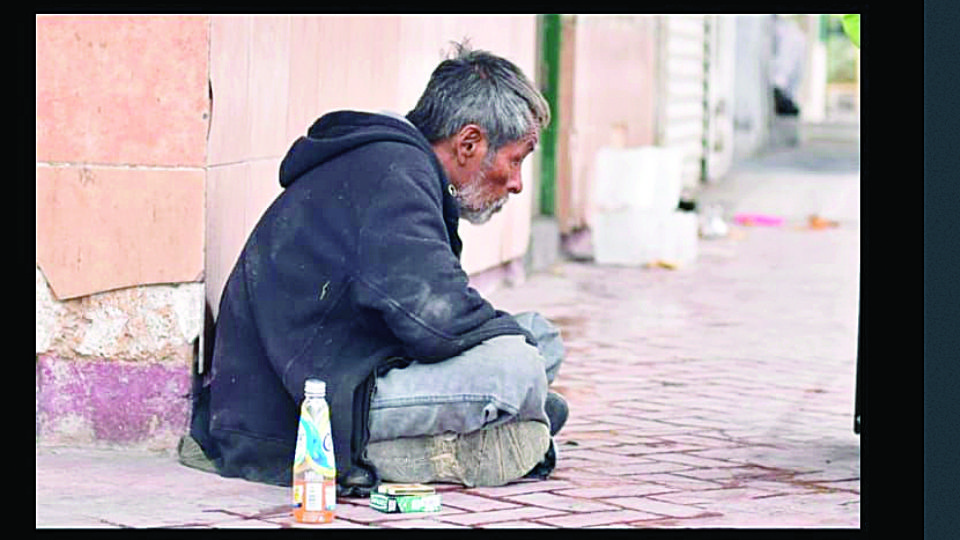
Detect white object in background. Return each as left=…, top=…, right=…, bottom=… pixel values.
left=663, top=211, right=699, bottom=264
left=593, top=146, right=683, bottom=212
left=592, top=146, right=694, bottom=266
left=699, top=204, right=729, bottom=239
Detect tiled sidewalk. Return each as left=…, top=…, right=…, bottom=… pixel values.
left=36, top=142, right=861, bottom=529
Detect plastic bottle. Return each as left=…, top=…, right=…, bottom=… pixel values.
left=292, top=379, right=336, bottom=524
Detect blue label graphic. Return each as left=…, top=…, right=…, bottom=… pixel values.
left=299, top=415, right=333, bottom=470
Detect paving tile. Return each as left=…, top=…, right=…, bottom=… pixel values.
left=283, top=517, right=375, bottom=529
left=559, top=458, right=622, bottom=470
left=552, top=483, right=674, bottom=499
left=771, top=491, right=860, bottom=508
left=648, top=452, right=745, bottom=468
left=549, top=468, right=629, bottom=485
left=535, top=509, right=662, bottom=527
left=647, top=487, right=778, bottom=506
left=603, top=441, right=712, bottom=456
left=663, top=512, right=815, bottom=529
left=437, top=506, right=568, bottom=527
left=670, top=465, right=769, bottom=482
left=556, top=438, right=623, bottom=450
left=563, top=423, right=643, bottom=435
left=629, top=473, right=725, bottom=491
left=586, top=460, right=693, bottom=475
left=557, top=448, right=660, bottom=465
left=812, top=479, right=860, bottom=493
left=478, top=520, right=556, bottom=528
left=697, top=497, right=860, bottom=528
left=613, top=423, right=694, bottom=435
left=629, top=513, right=742, bottom=528
left=649, top=434, right=747, bottom=449
left=438, top=491, right=521, bottom=512
left=210, top=517, right=283, bottom=528
left=606, top=401, right=675, bottom=412
left=467, top=479, right=576, bottom=498
left=379, top=518, right=471, bottom=529
left=596, top=415, right=695, bottom=432
left=559, top=433, right=649, bottom=447
left=502, top=492, right=621, bottom=512
left=588, top=443, right=668, bottom=456
left=37, top=513, right=123, bottom=528
left=791, top=470, right=861, bottom=483
left=742, top=479, right=829, bottom=496
left=90, top=504, right=230, bottom=529
left=601, top=497, right=709, bottom=518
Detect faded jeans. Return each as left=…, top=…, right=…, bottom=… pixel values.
left=367, top=312, right=564, bottom=442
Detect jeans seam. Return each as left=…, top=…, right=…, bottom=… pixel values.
left=371, top=394, right=519, bottom=414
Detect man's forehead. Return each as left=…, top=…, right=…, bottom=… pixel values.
left=514, top=132, right=539, bottom=152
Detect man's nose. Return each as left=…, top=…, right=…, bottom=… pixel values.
left=506, top=171, right=523, bottom=194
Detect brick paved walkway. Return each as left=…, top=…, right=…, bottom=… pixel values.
left=36, top=142, right=861, bottom=529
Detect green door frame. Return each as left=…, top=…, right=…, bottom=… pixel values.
left=537, top=14, right=561, bottom=217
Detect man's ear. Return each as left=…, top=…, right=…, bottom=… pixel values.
left=455, top=124, right=487, bottom=165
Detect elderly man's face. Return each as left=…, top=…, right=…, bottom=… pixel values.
left=454, top=136, right=537, bottom=224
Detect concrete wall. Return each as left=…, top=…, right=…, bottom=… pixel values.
left=36, top=15, right=209, bottom=449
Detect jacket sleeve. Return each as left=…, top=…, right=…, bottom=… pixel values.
left=351, top=156, right=534, bottom=362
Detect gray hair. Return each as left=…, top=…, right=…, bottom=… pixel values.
left=406, top=41, right=551, bottom=153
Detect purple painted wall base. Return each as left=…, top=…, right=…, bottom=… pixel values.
left=36, top=355, right=192, bottom=450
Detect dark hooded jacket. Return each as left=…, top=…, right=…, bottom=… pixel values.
left=189, top=111, right=535, bottom=495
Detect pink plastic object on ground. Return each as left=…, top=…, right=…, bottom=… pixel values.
left=733, top=213, right=784, bottom=226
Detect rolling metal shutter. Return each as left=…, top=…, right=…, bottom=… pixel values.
left=658, top=15, right=708, bottom=189
left=703, top=15, right=737, bottom=184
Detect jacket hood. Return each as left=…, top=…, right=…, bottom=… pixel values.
left=279, top=111, right=438, bottom=188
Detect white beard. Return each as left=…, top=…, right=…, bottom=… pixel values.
left=454, top=164, right=508, bottom=225
left=458, top=196, right=507, bottom=224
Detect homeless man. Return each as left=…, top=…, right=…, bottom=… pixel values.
left=178, top=43, right=569, bottom=496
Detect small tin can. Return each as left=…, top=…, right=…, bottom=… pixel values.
left=369, top=483, right=442, bottom=513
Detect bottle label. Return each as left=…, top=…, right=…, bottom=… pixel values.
left=293, top=478, right=337, bottom=514
left=294, top=406, right=336, bottom=479
left=304, top=479, right=330, bottom=512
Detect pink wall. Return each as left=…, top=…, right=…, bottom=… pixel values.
left=36, top=16, right=210, bottom=448
left=557, top=16, right=658, bottom=234
left=36, top=15, right=208, bottom=300
left=36, top=15, right=541, bottom=314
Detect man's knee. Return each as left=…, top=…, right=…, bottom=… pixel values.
left=512, top=312, right=564, bottom=383
left=479, top=336, right=550, bottom=429
left=368, top=334, right=550, bottom=442
left=479, top=335, right=549, bottom=399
